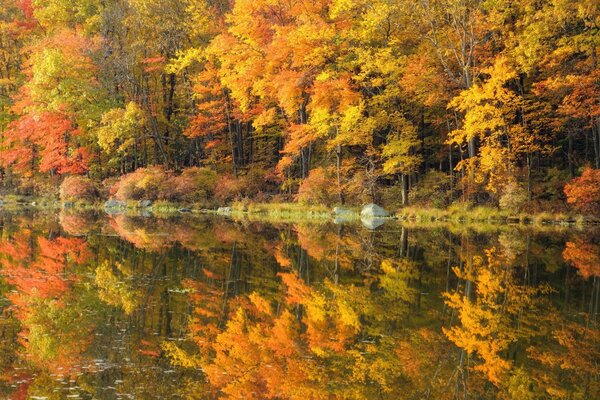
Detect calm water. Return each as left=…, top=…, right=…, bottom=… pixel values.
left=0, top=210, right=598, bottom=399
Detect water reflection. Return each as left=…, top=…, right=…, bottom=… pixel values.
left=0, top=211, right=598, bottom=399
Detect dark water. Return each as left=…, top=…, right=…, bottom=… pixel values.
left=0, top=210, right=598, bottom=399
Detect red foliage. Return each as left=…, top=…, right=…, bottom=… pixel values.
left=564, top=167, right=600, bottom=215
left=59, top=175, right=97, bottom=201
left=2, top=111, right=90, bottom=175
left=296, top=166, right=339, bottom=206
left=110, top=166, right=171, bottom=201
left=563, top=239, right=600, bottom=279
left=110, top=166, right=218, bottom=203
left=17, top=0, right=34, bottom=20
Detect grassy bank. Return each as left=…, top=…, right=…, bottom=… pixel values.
left=395, top=205, right=598, bottom=226
left=230, top=202, right=598, bottom=227
left=1, top=194, right=598, bottom=227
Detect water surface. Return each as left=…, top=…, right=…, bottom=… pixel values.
left=0, top=210, right=598, bottom=399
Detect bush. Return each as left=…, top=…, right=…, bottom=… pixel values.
left=499, top=181, right=528, bottom=211
left=173, top=167, right=218, bottom=203
left=59, top=175, right=98, bottom=202
left=564, top=167, right=600, bottom=215
left=296, top=167, right=339, bottom=206
left=111, top=166, right=221, bottom=204
left=409, top=170, right=454, bottom=208
left=214, top=170, right=270, bottom=203
left=111, top=166, right=170, bottom=201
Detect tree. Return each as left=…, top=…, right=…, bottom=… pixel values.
left=564, top=167, right=600, bottom=215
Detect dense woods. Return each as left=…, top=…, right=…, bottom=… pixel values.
left=0, top=0, right=599, bottom=212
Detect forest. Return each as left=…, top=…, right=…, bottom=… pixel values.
left=0, top=0, right=599, bottom=216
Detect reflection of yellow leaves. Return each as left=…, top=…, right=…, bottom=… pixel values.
left=249, top=292, right=272, bottom=316
left=337, top=300, right=360, bottom=330
left=95, top=261, right=140, bottom=315
left=161, top=341, right=201, bottom=368
left=380, top=258, right=418, bottom=303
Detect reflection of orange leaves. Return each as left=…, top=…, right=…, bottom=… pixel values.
left=295, top=225, right=329, bottom=261
left=213, top=223, right=246, bottom=244
left=273, top=244, right=292, bottom=268
left=2, top=236, right=89, bottom=302
left=528, top=321, right=600, bottom=396
left=278, top=272, right=311, bottom=304
left=108, top=216, right=173, bottom=250
left=59, top=211, right=96, bottom=236
left=267, top=310, right=297, bottom=357
left=562, top=239, right=600, bottom=279
left=139, top=339, right=161, bottom=357
left=203, top=268, right=223, bottom=280
left=182, top=279, right=224, bottom=351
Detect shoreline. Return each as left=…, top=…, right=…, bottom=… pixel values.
left=1, top=194, right=598, bottom=228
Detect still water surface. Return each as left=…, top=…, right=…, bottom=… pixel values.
left=0, top=210, right=598, bottom=399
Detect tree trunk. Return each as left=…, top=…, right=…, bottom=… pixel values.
left=336, top=144, right=343, bottom=204
left=401, top=174, right=409, bottom=206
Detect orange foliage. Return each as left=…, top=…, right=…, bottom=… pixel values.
left=59, top=175, right=97, bottom=201
left=564, top=167, right=600, bottom=215
left=562, top=238, right=600, bottom=279
left=296, top=166, right=339, bottom=206
left=2, top=111, right=90, bottom=175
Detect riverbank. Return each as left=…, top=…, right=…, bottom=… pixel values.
left=1, top=194, right=598, bottom=227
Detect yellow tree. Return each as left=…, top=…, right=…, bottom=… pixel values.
left=448, top=56, right=550, bottom=201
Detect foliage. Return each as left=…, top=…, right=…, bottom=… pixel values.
left=59, top=175, right=97, bottom=201
left=111, top=166, right=171, bottom=201
left=1, top=0, right=599, bottom=211
left=564, top=167, right=600, bottom=215
left=214, top=171, right=269, bottom=203
left=173, top=167, right=218, bottom=204
left=409, top=170, right=454, bottom=208
left=296, top=167, right=339, bottom=206
left=499, top=181, right=528, bottom=212
left=111, top=166, right=221, bottom=203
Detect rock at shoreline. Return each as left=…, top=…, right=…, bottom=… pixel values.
left=333, top=206, right=354, bottom=215
left=361, top=217, right=387, bottom=230
left=104, top=199, right=126, bottom=210
left=138, top=199, right=153, bottom=208
left=360, top=204, right=389, bottom=218
left=216, top=207, right=232, bottom=215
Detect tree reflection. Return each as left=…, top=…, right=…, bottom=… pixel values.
left=0, top=212, right=596, bottom=398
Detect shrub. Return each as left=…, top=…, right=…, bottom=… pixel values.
left=214, top=170, right=270, bottom=203
left=564, top=167, right=600, bottom=215
left=215, top=174, right=248, bottom=203
left=111, top=166, right=171, bottom=201
left=409, top=170, right=454, bottom=208
left=111, top=166, right=223, bottom=203
left=173, top=167, right=218, bottom=203
left=59, top=175, right=98, bottom=202
left=296, top=167, right=339, bottom=206
left=499, top=181, right=528, bottom=211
